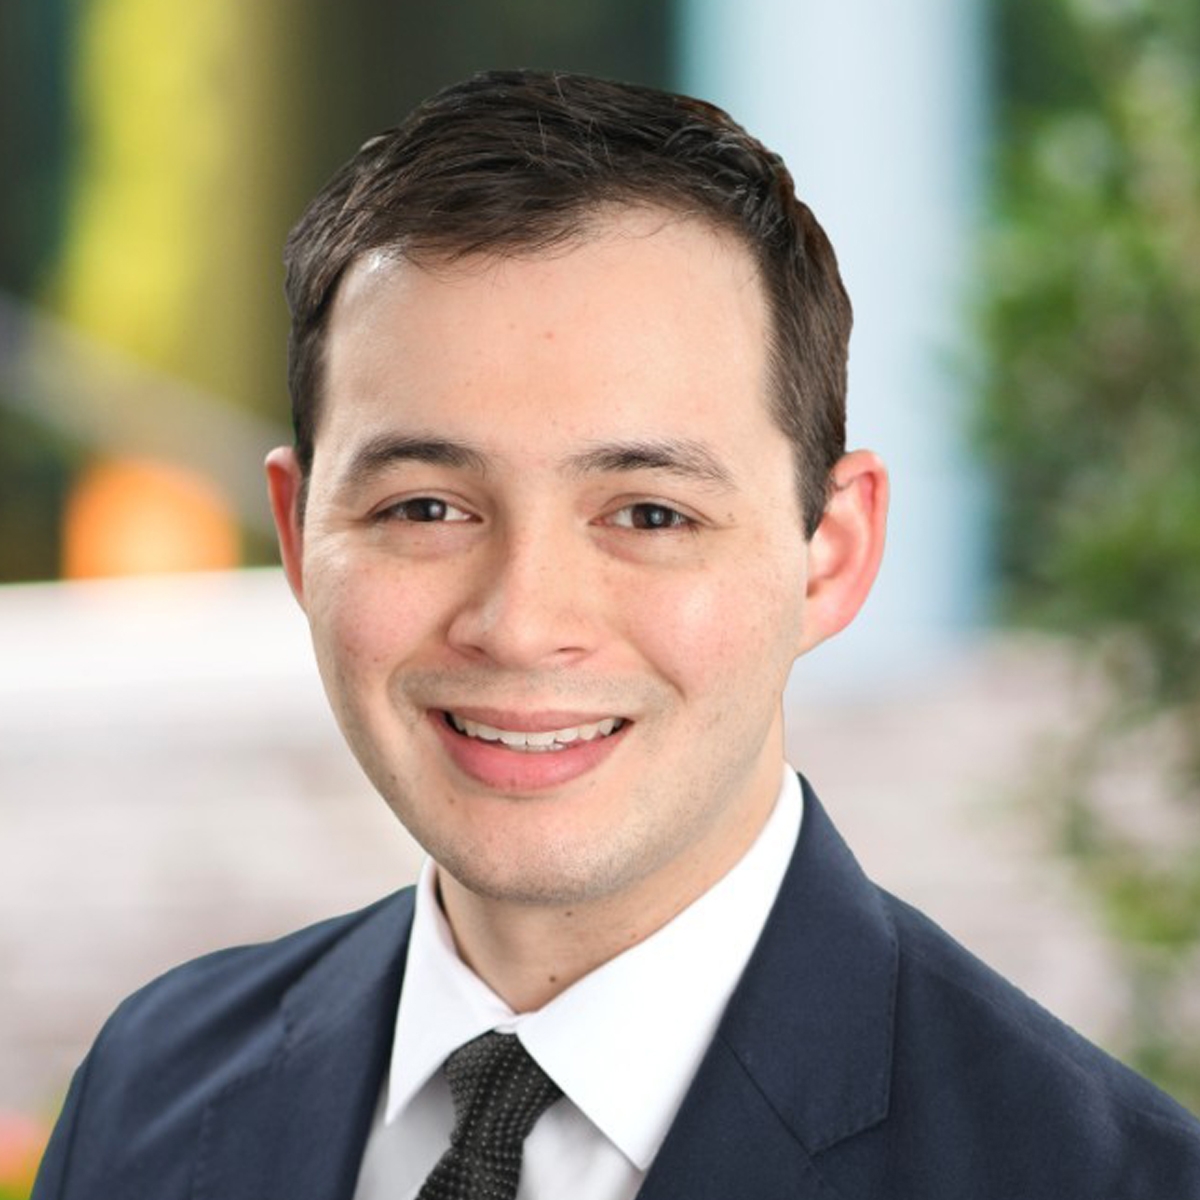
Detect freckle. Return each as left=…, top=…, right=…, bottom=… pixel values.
left=548, top=974, right=559, bottom=984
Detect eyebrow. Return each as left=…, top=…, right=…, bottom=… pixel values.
left=336, top=432, right=736, bottom=492
left=338, top=433, right=490, bottom=491
left=566, top=439, right=736, bottom=489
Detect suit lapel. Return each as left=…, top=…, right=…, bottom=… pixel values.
left=192, top=892, right=415, bottom=1200
left=635, top=1042, right=847, bottom=1200
left=640, top=779, right=898, bottom=1198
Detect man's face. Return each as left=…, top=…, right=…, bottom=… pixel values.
left=273, top=209, right=821, bottom=920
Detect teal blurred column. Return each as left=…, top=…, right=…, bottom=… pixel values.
left=678, top=1, right=987, bottom=691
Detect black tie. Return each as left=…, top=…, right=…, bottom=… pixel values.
left=417, top=1031, right=563, bottom=1200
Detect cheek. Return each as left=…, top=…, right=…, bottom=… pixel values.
left=306, top=558, right=437, bottom=684
left=630, top=559, right=804, bottom=695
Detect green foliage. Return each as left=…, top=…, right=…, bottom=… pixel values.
left=0, top=406, right=77, bottom=583
left=982, top=0, right=1200, bottom=1110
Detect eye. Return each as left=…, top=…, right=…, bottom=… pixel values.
left=607, top=502, right=695, bottom=531
left=376, top=497, right=473, bottom=523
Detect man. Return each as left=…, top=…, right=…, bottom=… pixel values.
left=33, top=69, right=1200, bottom=1199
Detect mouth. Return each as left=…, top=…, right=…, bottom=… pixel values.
left=443, top=711, right=628, bottom=753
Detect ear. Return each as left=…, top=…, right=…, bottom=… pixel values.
left=795, top=450, right=888, bottom=656
left=265, top=446, right=307, bottom=606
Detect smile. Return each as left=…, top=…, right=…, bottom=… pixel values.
left=445, top=712, right=627, bottom=752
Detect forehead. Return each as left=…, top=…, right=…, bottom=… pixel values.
left=317, top=208, right=777, bottom=463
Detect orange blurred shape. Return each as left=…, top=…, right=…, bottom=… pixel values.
left=63, top=456, right=240, bottom=578
left=0, top=1109, right=48, bottom=1193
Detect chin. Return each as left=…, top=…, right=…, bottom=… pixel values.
left=434, top=833, right=655, bottom=909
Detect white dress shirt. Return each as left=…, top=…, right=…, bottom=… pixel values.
left=352, top=767, right=803, bottom=1200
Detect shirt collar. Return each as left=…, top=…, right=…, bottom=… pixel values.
left=384, top=766, right=802, bottom=1170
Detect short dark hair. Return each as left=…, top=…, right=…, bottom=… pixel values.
left=284, top=69, right=851, bottom=535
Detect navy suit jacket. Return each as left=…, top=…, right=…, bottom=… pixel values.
left=33, top=779, right=1200, bottom=1198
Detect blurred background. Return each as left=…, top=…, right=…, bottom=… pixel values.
left=2, top=0, right=1199, bottom=1184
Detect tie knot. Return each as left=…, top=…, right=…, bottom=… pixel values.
left=444, top=1031, right=563, bottom=1155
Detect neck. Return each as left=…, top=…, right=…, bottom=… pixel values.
left=438, top=883, right=646, bottom=1012
left=435, top=769, right=781, bottom=1012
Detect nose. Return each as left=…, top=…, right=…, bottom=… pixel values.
left=446, top=518, right=598, bottom=668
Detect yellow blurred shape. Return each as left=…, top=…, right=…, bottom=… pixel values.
left=54, top=0, right=284, bottom=403
left=63, top=457, right=239, bottom=578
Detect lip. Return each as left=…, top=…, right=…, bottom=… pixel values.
left=429, top=708, right=630, bottom=792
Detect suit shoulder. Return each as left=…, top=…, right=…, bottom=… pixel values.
left=84, top=889, right=413, bottom=1108
left=34, top=891, right=414, bottom=1198
left=878, top=889, right=1200, bottom=1192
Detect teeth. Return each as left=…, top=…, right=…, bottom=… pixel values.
left=448, top=714, right=624, bottom=752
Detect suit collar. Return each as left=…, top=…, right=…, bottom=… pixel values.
left=721, top=777, right=897, bottom=1149
left=193, top=891, right=416, bottom=1200
left=639, top=777, right=897, bottom=1197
